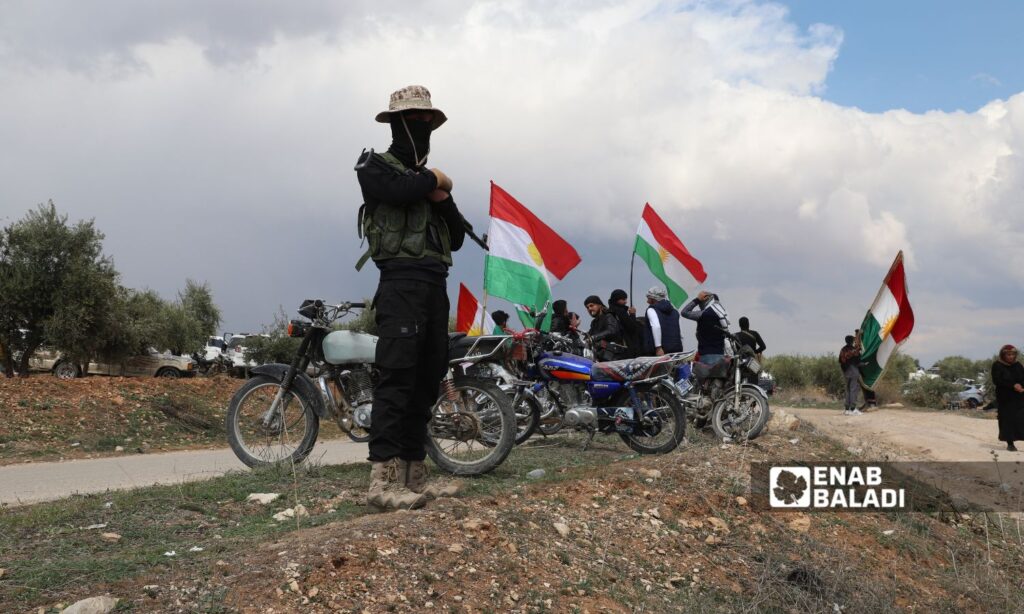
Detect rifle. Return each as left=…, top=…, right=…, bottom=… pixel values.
left=354, top=149, right=489, bottom=251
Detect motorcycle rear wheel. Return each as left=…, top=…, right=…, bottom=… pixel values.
left=619, top=385, right=687, bottom=455
left=426, top=377, right=516, bottom=475
left=225, top=375, right=320, bottom=468
left=710, top=389, right=770, bottom=441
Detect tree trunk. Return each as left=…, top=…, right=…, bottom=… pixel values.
left=17, top=341, right=39, bottom=378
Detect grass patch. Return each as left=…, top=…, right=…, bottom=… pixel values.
left=0, top=432, right=631, bottom=609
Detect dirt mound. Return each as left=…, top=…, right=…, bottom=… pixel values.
left=0, top=376, right=242, bottom=464
left=102, top=429, right=1024, bottom=613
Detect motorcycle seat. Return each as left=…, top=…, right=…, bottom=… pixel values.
left=591, top=355, right=672, bottom=382
left=448, top=334, right=508, bottom=361
left=692, top=358, right=731, bottom=381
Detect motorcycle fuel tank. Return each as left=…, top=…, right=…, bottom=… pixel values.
left=322, top=330, right=377, bottom=365
left=537, top=353, right=592, bottom=381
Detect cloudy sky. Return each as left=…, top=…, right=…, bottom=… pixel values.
left=1, top=0, right=1021, bottom=365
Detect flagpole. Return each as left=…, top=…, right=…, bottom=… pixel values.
left=629, top=251, right=636, bottom=310
left=479, top=288, right=489, bottom=334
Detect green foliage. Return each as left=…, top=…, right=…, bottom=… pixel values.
left=805, top=354, right=846, bottom=397
left=243, top=308, right=301, bottom=366
left=763, top=355, right=809, bottom=389
left=902, top=378, right=959, bottom=409
left=0, top=202, right=119, bottom=375
left=179, top=279, right=221, bottom=343
left=933, top=355, right=978, bottom=382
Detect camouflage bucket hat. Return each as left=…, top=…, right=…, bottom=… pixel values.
left=375, top=85, right=448, bottom=130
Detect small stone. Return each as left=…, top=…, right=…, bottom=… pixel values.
left=289, top=580, right=300, bottom=593
left=735, top=496, right=748, bottom=506
left=114, top=446, right=124, bottom=452
left=642, top=469, right=662, bottom=479
left=273, top=508, right=295, bottom=522
left=553, top=522, right=570, bottom=537
left=294, top=504, right=309, bottom=518
left=448, top=543, right=465, bottom=554
left=462, top=518, right=487, bottom=531
left=788, top=514, right=811, bottom=533
left=247, top=493, right=281, bottom=505
left=882, top=529, right=895, bottom=536
left=789, top=438, right=800, bottom=444
left=70, top=442, right=81, bottom=447
left=453, top=595, right=463, bottom=602
left=0, top=568, right=4, bottom=579
left=100, top=532, right=121, bottom=542
left=526, top=468, right=546, bottom=479
left=648, top=507, right=661, bottom=519
left=61, top=595, right=119, bottom=614
left=706, top=517, right=730, bottom=533
left=705, top=535, right=721, bottom=545
left=163, top=551, right=176, bottom=557
left=308, top=587, right=320, bottom=598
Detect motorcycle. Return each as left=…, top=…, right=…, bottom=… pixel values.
left=676, top=328, right=770, bottom=441
left=192, top=352, right=232, bottom=377
left=484, top=309, right=689, bottom=454
left=225, top=299, right=517, bottom=475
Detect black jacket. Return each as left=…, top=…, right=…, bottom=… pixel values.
left=608, top=303, right=642, bottom=358
left=588, top=310, right=624, bottom=361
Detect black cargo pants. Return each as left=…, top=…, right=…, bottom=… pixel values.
left=368, top=279, right=450, bottom=462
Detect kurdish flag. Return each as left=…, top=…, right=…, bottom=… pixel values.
left=633, top=203, right=708, bottom=308
left=456, top=283, right=499, bottom=336
left=483, top=183, right=581, bottom=329
left=859, top=251, right=915, bottom=388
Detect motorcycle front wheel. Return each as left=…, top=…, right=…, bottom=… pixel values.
left=225, top=375, right=320, bottom=468
left=514, top=392, right=542, bottom=445
left=426, top=377, right=516, bottom=475
left=619, top=385, right=687, bottom=454
left=711, top=389, right=770, bottom=441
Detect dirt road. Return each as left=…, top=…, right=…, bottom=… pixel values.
left=783, top=406, right=1023, bottom=510
left=0, top=438, right=368, bottom=507
left=783, top=406, right=1002, bottom=461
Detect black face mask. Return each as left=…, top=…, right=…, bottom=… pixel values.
left=389, top=115, right=432, bottom=167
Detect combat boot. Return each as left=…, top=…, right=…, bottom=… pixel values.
left=367, top=458, right=427, bottom=510
left=406, top=460, right=462, bottom=500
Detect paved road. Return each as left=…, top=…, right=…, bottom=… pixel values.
left=0, top=438, right=369, bottom=507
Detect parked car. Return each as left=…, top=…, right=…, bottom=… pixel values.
left=28, top=348, right=195, bottom=379
left=956, top=385, right=985, bottom=409
left=202, top=336, right=227, bottom=361
left=224, top=333, right=254, bottom=375
left=758, top=371, right=776, bottom=396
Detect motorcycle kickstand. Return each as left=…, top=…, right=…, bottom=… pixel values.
left=580, top=428, right=596, bottom=452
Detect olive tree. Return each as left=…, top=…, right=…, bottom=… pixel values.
left=0, top=202, right=119, bottom=377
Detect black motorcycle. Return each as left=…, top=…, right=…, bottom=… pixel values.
left=225, top=299, right=517, bottom=475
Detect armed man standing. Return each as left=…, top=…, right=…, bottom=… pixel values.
left=355, top=85, right=466, bottom=510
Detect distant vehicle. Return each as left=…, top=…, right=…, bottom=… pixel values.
left=202, top=336, right=227, bottom=361
left=29, top=348, right=195, bottom=379
left=908, top=368, right=941, bottom=382
left=758, top=371, right=776, bottom=396
left=956, top=385, right=985, bottom=409
left=224, top=333, right=270, bottom=376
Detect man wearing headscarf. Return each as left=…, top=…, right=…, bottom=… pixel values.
left=355, top=85, right=465, bottom=509
left=642, top=286, right=683, bottom=356
left=992, top=345, right=1024, bottom=451
left=680, top=291, right=730, bottom=365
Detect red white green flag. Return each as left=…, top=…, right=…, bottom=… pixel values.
left=633, top=203, right=707, bottom=308
left=456, top=284, right=499, bottom=336
left=483, top=183, right=581, bottom=329
left=859, top=251, right=915, bottom=388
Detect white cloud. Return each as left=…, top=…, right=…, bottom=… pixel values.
left=0, top=0, right=1020, bottom=364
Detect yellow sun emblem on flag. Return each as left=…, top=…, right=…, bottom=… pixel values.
left=527, top=243, right=545, bottom=268
left=657, top=247, right=670, bottom=264
left=880, top=314, right=898, bottom=340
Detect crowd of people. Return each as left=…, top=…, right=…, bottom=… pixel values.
left=523, top=287, right=769, bottom=369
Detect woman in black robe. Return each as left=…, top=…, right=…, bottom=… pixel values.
left=992, top=344, right=1024, bottom=451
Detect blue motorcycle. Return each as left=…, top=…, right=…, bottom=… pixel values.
left=496, top=326, right=690, bottom=454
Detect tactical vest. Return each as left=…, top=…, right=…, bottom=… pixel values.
left=355, top=151, right=452, bottom=271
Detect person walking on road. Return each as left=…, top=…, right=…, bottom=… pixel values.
left=992, top=344, right=1024, bottom=451
left=839, top=334, right=863, bottom=416
left=680, top=291, right=730, bottom=365
left=642, top=287, right=683, bottom=356
left=355, top=85, right=466, bottom=509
